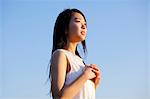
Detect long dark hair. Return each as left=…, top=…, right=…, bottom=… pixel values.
left=49, top=8, right=87, bottom=97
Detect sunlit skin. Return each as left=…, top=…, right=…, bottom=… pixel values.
left=51, top=12, right=101, bottom=98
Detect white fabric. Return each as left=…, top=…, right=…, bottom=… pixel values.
left=53, top=49, right=95, bottom=99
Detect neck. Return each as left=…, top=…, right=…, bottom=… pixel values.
left=65, top=41, right=78, bottom=54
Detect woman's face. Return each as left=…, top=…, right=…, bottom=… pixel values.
left=67, top=12, right=87, bottom=42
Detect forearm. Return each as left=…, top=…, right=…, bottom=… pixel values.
left=60, top=73, right=88, bottom=98
left=94, top=79, right=100, bottom=90
left=94, top=84, right=98, bottom=90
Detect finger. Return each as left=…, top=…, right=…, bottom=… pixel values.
left=90, top=64, right=99, bottom=71
left=91, top=66, right=99, bottom=71
left=85, top=64, right=89, bottom=67
left=84, top=65, right=90, bottom=69
left=90, top=64, right=97, bottom=67
left=92, top=69, right=100, bottom=75
left=85, top=64, right=91, bottom=67
left=96, top=75, right=100, bottom=79
left=92, top=69, right=99, bottom=73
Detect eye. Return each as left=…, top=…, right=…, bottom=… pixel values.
left=75, top=20, right=80, bottom=22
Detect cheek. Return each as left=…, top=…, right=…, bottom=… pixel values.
left=69, top=23, right=80, bottom=35
left=68, top=22, right=85, bottom=42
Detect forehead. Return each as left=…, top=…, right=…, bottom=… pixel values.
left=71, top=12, right=86, bottom=21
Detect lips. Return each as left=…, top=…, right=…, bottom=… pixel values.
left=81, top=31, right=86, bottom=35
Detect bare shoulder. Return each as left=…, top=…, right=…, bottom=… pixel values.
left=51, top=49, right=67, bottom=68
left=51, top=49, right=66, bottom=61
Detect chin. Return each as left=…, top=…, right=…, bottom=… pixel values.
left=74, top=35, right=86, bottom=42
left=80, top=36, right=86, bottom=41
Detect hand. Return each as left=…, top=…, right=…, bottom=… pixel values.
left=83, top=65, right=96, bottom=80
left=89, top=64, right=101, bottom=89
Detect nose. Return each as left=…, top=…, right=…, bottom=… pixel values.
left=81, top=23, right=86, bottom=29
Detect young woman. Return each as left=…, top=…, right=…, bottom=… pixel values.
left=49, top=8, right=101, bottom=99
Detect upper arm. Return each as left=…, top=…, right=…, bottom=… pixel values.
left=50, top=51, right=67, bottom=97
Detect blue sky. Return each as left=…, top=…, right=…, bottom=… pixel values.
left=0, top=0, right=150, bottom=99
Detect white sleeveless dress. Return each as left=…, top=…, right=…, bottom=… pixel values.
left=53, top=49, right=95, bottom=99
